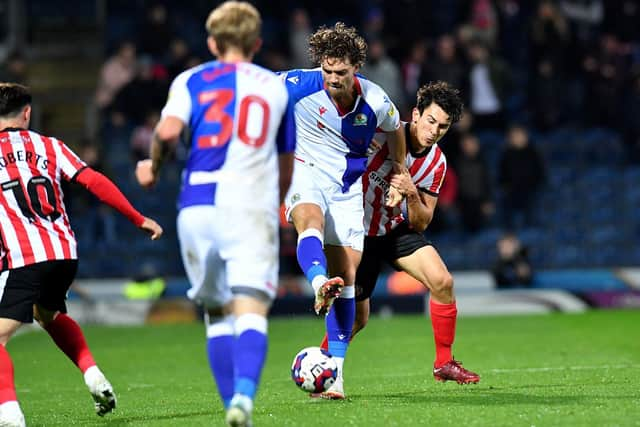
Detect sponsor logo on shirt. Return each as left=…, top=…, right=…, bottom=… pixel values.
left=287, top=76, right=299, bottom=84
left=388, top=105, right=395, bottom=117
left=368, top=171, right=390, bottom=191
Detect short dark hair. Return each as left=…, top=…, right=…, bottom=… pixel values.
left=416, top=81, right=464, bottom=124
left=0, top=83, right=32, bottom=117
left=308, top=22, right=367, bottom=67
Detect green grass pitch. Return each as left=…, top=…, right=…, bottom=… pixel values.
left=8, top=309, right=640, bottom=426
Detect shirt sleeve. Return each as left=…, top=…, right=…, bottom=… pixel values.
left=160, top=70, right=192, bottom=124
left=74, top=167, right=145, bottom=227
left=276, top=86, right=296, bottom=154
left=377, top=96, right=401, bottom=132
left=55, top=139, right=87, bottom=181
left=419, top=155, right=447, bottom=196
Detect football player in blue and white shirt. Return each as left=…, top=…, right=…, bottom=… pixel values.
left=136, top=2, right=295, bottom=426
left=280, top=22, right=406, bottom=400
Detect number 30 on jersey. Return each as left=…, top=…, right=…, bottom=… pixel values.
left=197, top=89, right=270, bottom=149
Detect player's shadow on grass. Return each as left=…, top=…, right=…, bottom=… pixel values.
left=100, top=409, right=216, bottom=425
left=356, top=389, right=586, bottom=406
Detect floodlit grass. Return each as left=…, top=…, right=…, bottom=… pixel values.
left=8, top=309, right=640, bottom=426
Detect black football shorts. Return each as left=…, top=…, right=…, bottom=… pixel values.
left=0, top=259, right=78, bottom=323
left=355, top=221, right=431, bottom=302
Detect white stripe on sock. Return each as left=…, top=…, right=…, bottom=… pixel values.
left=235, top=313, right=267, bottom=335
left=339, top=285, right=355, bottom=299
left=297, top=228, right=323, bottom=245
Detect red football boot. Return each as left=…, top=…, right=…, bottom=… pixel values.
left=433, top=359, right=480, bottom=384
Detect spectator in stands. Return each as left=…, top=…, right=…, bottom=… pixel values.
left=529, top=0, right=570, bottom=74
left=401, top=40, right=428, bottom=107
left=528, top=57, right=567, bottom=131
left=288, top=8, right=313, bottom=68
left=581, top=33, right=629, bottom=129
left=443, top=108, right=474, bottom=167
left=622, top=71, right=640, bottom=163
left=137, top=3, right=173, bottom=60
left=427, top=164, right=459, bottom=234
left=559, top=0, right=603, bottom=52
left=455, top=133, right=494, bottom=232
left=110, top=55, right=168, bottom=127
left=464, top=38, right=512, bottom=131
left=498, top=124, right=546, bottom=229
left=94, top=41, right=137, bottom=112
left=461, top=0, right=499, bottom=48
left=0, top=51, right=28, bottom=84
left=165, top=38, right=191, bottom=80
left=361, top=38, right=406, bottom=116
left=422, top=34, right=466, bottom=96
left=492, top=231, right=533, bottom=288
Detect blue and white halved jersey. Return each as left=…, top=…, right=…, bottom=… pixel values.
left=162, top=60, right=295, bottom=211
left=280, top=68, right=400, bottom=192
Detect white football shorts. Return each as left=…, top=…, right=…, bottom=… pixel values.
left=284, top=160, right=364, bottom=251
left=177, top=205, right=279, bottom=308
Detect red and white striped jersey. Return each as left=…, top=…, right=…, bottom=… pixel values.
left=0, top=129, right=85, bottom=270
left=363, top=124, right=447, bottom=236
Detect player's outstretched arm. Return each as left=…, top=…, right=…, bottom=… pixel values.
left=75, top=167, right=163, bottom=239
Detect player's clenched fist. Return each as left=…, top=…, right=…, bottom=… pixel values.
left=385, top=185, right=404, bottom=208
left=136, top=159, right=156, bottom=188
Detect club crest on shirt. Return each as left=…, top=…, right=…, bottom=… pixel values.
left=319, top=106, right=327, bottom=116
left=353, top=113, right=367, bottom=126
left=291, top=193, right=301, bottom=203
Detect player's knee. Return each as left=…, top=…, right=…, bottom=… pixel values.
left=431, top=271, right=454, bottom=295
left=33, top=304, right=57, bottom=326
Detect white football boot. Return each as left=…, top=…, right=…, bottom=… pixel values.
left=84, top=366, right=116, bottom=416
left=225, top=394, right=253, bottom=427
left=0, top=401, right=26, bottom=427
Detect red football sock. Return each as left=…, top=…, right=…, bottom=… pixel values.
left=44, top=313, right=96, bottom=373
left=320, top=333, right=329, bottom=351
left=0, top=345, right=17, bottom=403
left=430, top=299, right=457, bottom=368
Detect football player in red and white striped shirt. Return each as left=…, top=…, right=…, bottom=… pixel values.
left=320, top=81, right=480, bottom=385
left=0, top=83, right=162, bottom=426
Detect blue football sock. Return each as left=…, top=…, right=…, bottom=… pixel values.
left=296, top=229, right=327, bottom=284
left=326, top=286, right=355, bottom=362
left=233, top=313, right=268, bottom=401
left=205, top=315, right=235, bottom=408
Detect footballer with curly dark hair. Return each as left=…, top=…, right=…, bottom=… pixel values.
left=279, top=22, right=408, bottom=400
left=308, top=22, right=367, bottom=68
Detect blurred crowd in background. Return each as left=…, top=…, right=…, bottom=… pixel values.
left=1, top=0, right=640, bottom=291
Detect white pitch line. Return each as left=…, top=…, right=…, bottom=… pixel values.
left=489, top=364, right=640, bottom=373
